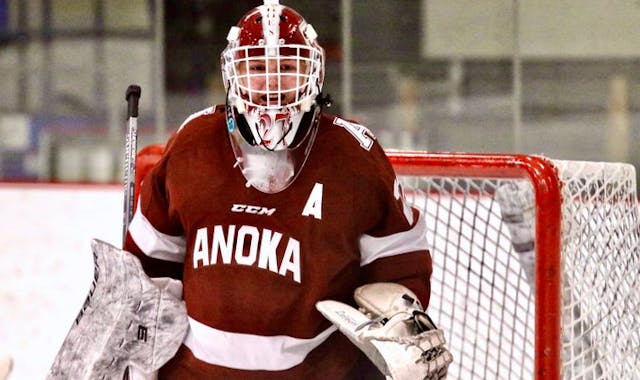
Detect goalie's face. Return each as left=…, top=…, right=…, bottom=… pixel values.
left=236, top=57, right=310, bottom=109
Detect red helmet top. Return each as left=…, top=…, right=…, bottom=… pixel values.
left=236, top=5, right=309, bottom=48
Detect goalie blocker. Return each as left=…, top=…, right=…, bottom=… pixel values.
left=46, top=239, right=188, bottom=380
left=316, top=283, right=453, bottom=380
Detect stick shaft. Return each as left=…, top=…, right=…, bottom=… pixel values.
left=123, top=85, right=141, bottom=246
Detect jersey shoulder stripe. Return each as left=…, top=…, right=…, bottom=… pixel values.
left=177, top=106, right=218, bottom=132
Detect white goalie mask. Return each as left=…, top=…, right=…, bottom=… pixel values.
left=221, top=0, right=325, bottom=193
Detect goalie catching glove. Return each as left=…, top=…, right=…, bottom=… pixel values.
left=316, top=283, right=452, bottom=380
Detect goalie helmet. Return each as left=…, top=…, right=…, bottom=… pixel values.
left=221, top=0, right=326, bottom=193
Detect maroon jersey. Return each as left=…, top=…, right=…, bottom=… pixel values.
left=125, top=105, right=432, bottom=379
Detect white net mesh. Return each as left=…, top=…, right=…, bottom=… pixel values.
left=396, top=156, right=640, bottom=379
left=555, top=160, right=640, bottom=378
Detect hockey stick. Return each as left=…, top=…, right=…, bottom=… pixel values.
left=122, top=85, right=141, bottom=380
left=123, top=85, right=142, bottom=245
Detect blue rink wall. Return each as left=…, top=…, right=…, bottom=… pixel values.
left=0, top=184, right=122, bottom=380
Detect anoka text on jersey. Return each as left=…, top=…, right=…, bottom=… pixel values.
left=192, top=225, right=301, bottom=283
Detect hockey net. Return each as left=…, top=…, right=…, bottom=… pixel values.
left=388, top=151, right=640, bottom=380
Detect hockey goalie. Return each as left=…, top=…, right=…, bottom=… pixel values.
left=48, top=1, right=451, bottom=379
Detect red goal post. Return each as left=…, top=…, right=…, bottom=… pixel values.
left=387, top=150, right=640, bottom=379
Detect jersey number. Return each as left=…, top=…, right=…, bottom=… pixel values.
left=333, top=117, right=375, bottom=151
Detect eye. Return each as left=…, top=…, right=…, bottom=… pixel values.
left=280, top=64, right=294, bottom=72
left=249, top=63, right=266, bottom=72
left=279, top=62, right=298, bottom=72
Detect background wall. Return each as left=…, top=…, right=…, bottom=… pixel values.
left=161, top=0, right=639, bottom=166
left=0, top=0, right=638, bottom=184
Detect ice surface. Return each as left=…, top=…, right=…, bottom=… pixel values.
left=0, top=184, right=122, bottom=380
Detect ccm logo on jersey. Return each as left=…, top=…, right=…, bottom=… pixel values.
left=231, top=204, right=276, bottom=216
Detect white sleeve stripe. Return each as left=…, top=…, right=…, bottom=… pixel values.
left=129, top=206, right=186, bottom=263
left=359, top=210, right=428, bottom=267
left=184, top=317, right=337, bottom=371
